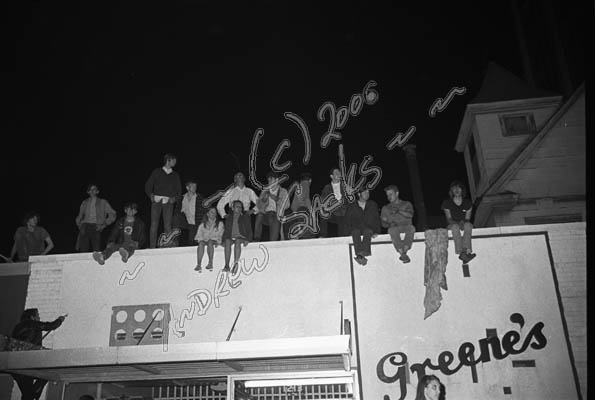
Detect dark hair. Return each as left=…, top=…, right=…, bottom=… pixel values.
left=384, top=184, right=399, bottom=193
left=21, top=308, right=39, bottom=321
left=86, top=183, right=99, bottom=192
left=124, top=202, right=138, bottom=211
left=185, top=179, right=197, bottom=187
left=414, top=375, right=441, bottom=400
left=163, top=153, right=177, bottom=163
left=232, top=200, right=243, bottom=211
left=201, top=206, right=220, bottom=228
left=448, top=180, right=467, bottom=199
left=22, top=212, right=40, bottom=226
left=266, top=171, right=279, bottom=180
left=299, top=172, right=312, bottom=182
left=329, top=166, right=340, bottom=175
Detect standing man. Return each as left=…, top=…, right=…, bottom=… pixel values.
left=145, top=153, right=182, bottom=248
left=9, top=212, right=54, bottom=262
left=345, top=189, right=381, bottom=265
left=381, top=185, right=415, bottom=264
left=319, top=167, right=349, bottom=237
left=180, top=179, right=207, bottom=246
left=75, top=183, right=117, bottom=252
left=11, top=308, right=66, bottom=400
left=216, top=172, right=259, bottom=219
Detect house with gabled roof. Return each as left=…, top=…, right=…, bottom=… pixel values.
left=455, top=62, right=585, bottom=227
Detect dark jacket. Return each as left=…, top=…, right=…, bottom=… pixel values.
left=107, top=217, right=147, bottom=248
left=321, top=182, right=349, bottom=217
left=222, top=212, right=253, bottom=241
left=12, top=318, right=63, bottom=346
left=144, top=168, right=182, bottom=202
left=345, top=200, right=381, bottom=233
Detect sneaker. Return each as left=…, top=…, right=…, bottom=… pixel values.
left=92, top=251, right=105, bottom=265
left=459, top=253, right=470, bottom=263
left=194, top=265, right=202, bottom=273
left=466, top=253, right=476, bottom=262
left=223, top=265, right=230, bottom=272
left=401, top=254, right=411, bottom=264
left=118, top=247, right=129, bottom=263
left=354, top=256, right=364, bottom=266
left=361, top=256, right=368, bottom=266
left=206, top=263, right=213, bottom=271
left=231, top=262, right=239, bottom=274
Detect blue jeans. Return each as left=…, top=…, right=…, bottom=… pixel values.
left=149, top=201, right=173, bottom=248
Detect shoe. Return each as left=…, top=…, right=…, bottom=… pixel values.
left=92, top=251, right=105, bottom=265
left=466, top=253, right=476, bottom=262
left=206, top=263, right=213, bottom=271
left=459, top=253, right=470, bottom=263
left=401, top=254, right=411, bottom=264
left=361, top=256, right=368, bottom=266
left=231, top=262, right=239, bottom=274
left=354, top=256, right=364, bottom=265
left=118, top=247, right=129, bottom=263
left=194, top=265, right=202, bottom=273
left=223, top=265, right=230, bottom=272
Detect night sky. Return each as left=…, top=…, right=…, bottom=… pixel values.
left=3, top=1, right=588, bottom=256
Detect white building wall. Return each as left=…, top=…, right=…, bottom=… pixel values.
left=16, top=223, right=586, bottom=400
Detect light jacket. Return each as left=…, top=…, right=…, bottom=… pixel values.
left=75, top=197, right=116, bottom=227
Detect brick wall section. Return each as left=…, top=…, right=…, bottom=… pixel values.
left=22, top=260, right=64, bottom=350
left=546, top=223, right=586, bottom=399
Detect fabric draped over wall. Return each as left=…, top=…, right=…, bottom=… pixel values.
left=423, top=228, right=449, bottom=319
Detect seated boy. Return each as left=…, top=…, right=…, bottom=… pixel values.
left=93, top=203, right=146, bottom=265
left=222, top=200, right=253, bottom=273
left=441, top=181, right=476, bottom=263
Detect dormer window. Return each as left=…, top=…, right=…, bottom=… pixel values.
left=499, top=113, right=536, bottom=136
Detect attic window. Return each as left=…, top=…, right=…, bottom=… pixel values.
left=499, top=113, right=536, bottom=137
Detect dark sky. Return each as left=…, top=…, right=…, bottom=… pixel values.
left=3, top=1, right=588, bottom=256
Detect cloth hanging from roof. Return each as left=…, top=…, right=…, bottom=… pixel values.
left=423, top=229, right=449, bottom=319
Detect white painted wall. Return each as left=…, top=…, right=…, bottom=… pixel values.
left=20, top=223, right=586, bottom=400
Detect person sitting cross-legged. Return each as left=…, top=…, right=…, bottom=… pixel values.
left=345, top=189, right=381, bottom=265
left=441, top=180, right=476, bottom=263
left=93, top=203, right=146, bottom=265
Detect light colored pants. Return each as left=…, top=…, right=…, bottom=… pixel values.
left=449, top=222, right=473, bottom=254
left=388, top=225, right=415, bottom=254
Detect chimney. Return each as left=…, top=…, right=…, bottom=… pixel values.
left=402, top=144, right=427, bottom=231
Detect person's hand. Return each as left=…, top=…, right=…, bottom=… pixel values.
left=459, top=221, right=465, bottom=230
left=150, top=194, right=155, bottom=202
left=372, top=233, right=378, bottom=239
left=243, top=241, right=249, bottom=247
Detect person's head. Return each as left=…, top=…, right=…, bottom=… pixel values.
left=329, top=167, right=341, bottom=183
left=202, top=206, right=219, bottom=226
left=86, top=183, right=99, bottom=198
left=234, top=172, right=246, bottom=187
left=384, top=185, right=399, bottom=203
left=266, top=171, right=279, bottom=187
left=232, top=200, right=243, bottom=214
left=299, top=172, right=312, bottom=184
left=185, top=179, right=197, bottom=194
left=415, top=375, right=441, bottom=400
left=124, top=202, right=138, bottom=218
left=22, top=212, right=40, bottom=228
left=448, top=180, right=466, bottom=199
left=163, top=153, right=177, bottom=168
left=357, top=189, right=370, bottom=202
left=21, top=308, right=40, bottom=322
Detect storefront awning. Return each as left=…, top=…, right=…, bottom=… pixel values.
left=0, top=335, right=351, bottom=383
